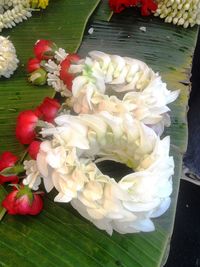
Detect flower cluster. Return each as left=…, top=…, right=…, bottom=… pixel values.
left=0, top=0, right=49, bottom=32
left=21, top=111, right=174, bottom=235
left=1, top=40, right=178, bottom=234
left=27, top=39, right=57, bottom=85
left=109, top=0, right=158, bottom=16
left=43, top=48, right=179, bottom=135
left=108, top=0, right=200, bottom=28
left=0, top=151, right=43, bottom=215
left=0, top=95, right=60, bottom=216
left=16, top=40, right=179, bottom=234
left=0, top=36, right=19, bottom=78
left=154, top=0, right=200, bottom=28
left=15, top=96, right=60, bottom=145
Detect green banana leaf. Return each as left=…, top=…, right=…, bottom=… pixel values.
left=93, top=0, right=112, bottom=21
left=0, top=2, right=198, bottom=266
left=0, top=0, right=100, bottom=155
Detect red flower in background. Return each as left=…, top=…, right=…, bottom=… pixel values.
left=109, top=0, right=157, bottom=15
left=141, top=0, right=157, bottom=16
left=28, top=141, right=41, bottom=160
left=0, top=152, right=19, bottom=185
left=0, top=175, right=19, bottom=184
left=16, top=110, right=39, bottom=144
left=60, top=54, right=80, bottom=90
left=27, top=58, right=41, bottom=73
left=0, top=151, right=18, bottom=171
left=109, top=0, right=137, bottom=13
left=34, top=97, right=61, bottom=123
left=2, top=185, right=43, bottom=215
left=34, top=39, right=56, bottom=60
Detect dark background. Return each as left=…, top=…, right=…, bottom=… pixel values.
left=165, top=33, right=200, bottom=267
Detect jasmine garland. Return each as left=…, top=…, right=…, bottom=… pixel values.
left=45, top=50, right=179, bottom=135
left=0, top=0, right=49, bottom=32
left=1, top=40, right=178, bottom=235
left=154, top=0, right=200, bottom=28
left=23, top=112, right=174, bottom=235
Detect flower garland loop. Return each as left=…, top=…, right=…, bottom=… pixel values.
left=23, top=112, right=174, bottom=235
left=46, top=50, right=179, bottom=135
left=0, top=40, right=178, bottom=235
left=0, top=36, right=19, bottom=78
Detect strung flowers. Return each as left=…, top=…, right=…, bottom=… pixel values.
left=22, top=112, right=174, bottom=235
left=0, top=36, right=19, bottom=78
left=27, top=39, right=57, bottom=85
left=0, top=96, right=60, bottom=216
left=0, top=0, right=49, bottom=32
left=42, top=45, right=179, bottom=135
left=109, top=0, right=200, bottom=28
left=154, top=0, right=200, bottom=28
left=1, top=39, right=179, bottom=235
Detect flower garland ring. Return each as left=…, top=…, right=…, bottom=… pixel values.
left=23, top=112, right=174, bottom=235
left=0, top=36, right=19, bottom=78
left=46, top=50, right=179, bottom=135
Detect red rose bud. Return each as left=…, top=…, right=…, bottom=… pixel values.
left=28, top=141, right=41, bottom=160
left=66, top=54, right=81, bottom=64
left=0, top=175, right=19, bottom=185
left=109, top=0, right=136, bottom=13
left=0, top=151, right=18, bottom=171
left=0, top=151, right=19, bottom=185
left=60, top=54, right=81, bottom=90
left=2, top=185, right=43, bottom=215
left=141, top=0, right=157, bottom=16
left=35, top=97, right=61, bottom=123
left=28, top=68, right=47, bottom=86
left=109, top=0, right=157, bottom=15
left=34, top=39, right=57, bottom=60
left=27, top=58, right=41, bottom=73
left=16, top=110, right=39, bottom=144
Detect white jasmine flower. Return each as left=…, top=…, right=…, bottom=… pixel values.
left=23, top=160, right=41, bottom=190
left=54, top=48, right=68, bottom=61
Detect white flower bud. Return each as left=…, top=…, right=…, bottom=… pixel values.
left=154, top=0, right=200, bottom=27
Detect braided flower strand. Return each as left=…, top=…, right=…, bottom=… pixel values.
left=23, top=112, right=174, bottom=235
left=0, top=0, right=49, bottom=32
left=154, top=0, right=200, bottom=28
left=46, top=50, right=179, bottom=135
left=0, top=36, right=19, bottom=78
